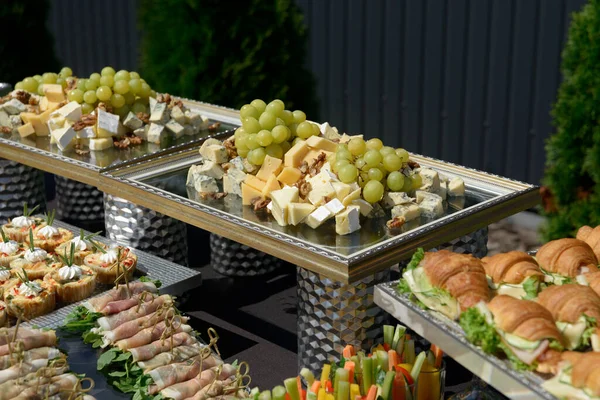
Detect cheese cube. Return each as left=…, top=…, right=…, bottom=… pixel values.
left=262, top=174, right=281, bottom=198
left=170, top=106, right=186, bottom=125
left=244, top=175, right=266, bottom=191
left=336, top=206, right=361, bottom=235
left=89, top=138, right=113, bottom=151
left=242, top=159, right=258, bottom=174
left=53, top=101, right=82, bottom=122
left=124, top=112, right=143, bottom=130
left=340, top=133, right=363, bottom=144
left=19, top=112, right=36, bottom=124
left=416, top=190, right=443, bottom=204
left=185, top=110, right=208, bottom=129
left=391, top=203, right=421, bottom=221
left=39, top=97, right=60, bottom=113
left=256, top=155, right=283, bottom=181
left=325, top=198, right=345, bottom=215
left=320, top=122, right=341, bottom=140
left=51, top=125, right=77, bottom=151
left=419, top=168, right=440, bottom=192
left=200, top=143, right=228, bottom=163
left=28, top=114, right=50, bottom=136
left=277, top=167, right=301, bottom=185
left=436, top=182, right=448, bottom=200
left=97, top=109, right=120, bottom=138
left=149, top=102, right=168, bottom=124
left=418, top=196, right=444, bottom=218
left=201, top=138, right=223, bottom=147
left=288, top=203, right=315, bottom=226
left=147, top=123, right=165, bottom=144
left=17, top=123, right=35, bottom=138
left=351, top=199, right=374, bottom=217
left=448, top=177, right=465, bottom=196
left=307, top=181, right=336, bottom=206
left=229, top=156, right=246, bottom=172
left=1, top=99, right=26, bottom=115
left=149, top=96, right=157, bottom=110
left=332, top=182, right=352, bottom=201
left=47, top=116, right=66, bottom=133
left=284, top=141, right=310, bottom=167
left=43, top=84, right=65, bottom=102
left=342, top=188, right=362, bottom=206
left=383, top=192, right=414, bottom=208
left=305, top=206, right=333, bottom=229
left=241, top=183, right=264, bottom=205
left=9, top=115, right=21, bottom=129
left=183, top=124, right=195, bottom=136
left=0, top=111, right=10, bottom=127
left=166, top=120, right=185, bottom=138
left=270, top=186, right=300, bottom=226
left=302, top=149, right=321, bottom=165
left=307, top=169, right=335, bottom=188
left=223, top=168, right=246, bottom=197
left=305, top=135, right=338, bottom=152
left=189, top=174, right=219, bottom=194
left=193, top=160, right=225, bottom=179
left=133, top=126, right=148, bottom=140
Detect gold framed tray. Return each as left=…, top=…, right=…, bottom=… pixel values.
left=99, top=133, right=539, bottom=283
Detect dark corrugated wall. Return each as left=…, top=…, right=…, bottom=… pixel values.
left=47, top=0, right=586, bottom=183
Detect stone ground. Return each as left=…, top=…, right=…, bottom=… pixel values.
left=486, top=213, right=543, bottom=256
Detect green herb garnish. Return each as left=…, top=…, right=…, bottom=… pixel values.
left=63, top=305, right=103, bottom=335
left=22, top=202, right=39, bottom=218
left=27, top=229, right=35, bottom=252
left=44, top=210, right=56, bottom=227
left=0, top=229, right=9, bottom=243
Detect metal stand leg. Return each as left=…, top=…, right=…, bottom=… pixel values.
left=297, top=268, right=391, bottom=372
left=54, top=176, right=104, bottom=224
left=103, top=193, right=188, bottom=266
left=210, top=233, right=282, bottom=276
left=0, top=158, right=46, bottom=223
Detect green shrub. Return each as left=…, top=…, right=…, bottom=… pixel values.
left=0, top=1, right=60, bottom=85
left=543, top=0, right=600, bottom=240
left=138, top=0, right=318, bottom=118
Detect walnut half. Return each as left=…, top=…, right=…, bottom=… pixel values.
left=386, top=216, right=406, bottom=232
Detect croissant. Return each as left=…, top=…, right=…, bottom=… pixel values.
left=487, top=295, right=564, bottom=344
left=421, top=250, right=490, bottom=310
left=537, top=284, right=600, bottom=325
left=536, top=238, right=598, bottom=277
left=577, top=225, right=600, bottom=260
left=584, top=271, right=600, bottom=297
left=560, top=352, right=600, bottom=396
left=481, top=251, right=544, bottom=284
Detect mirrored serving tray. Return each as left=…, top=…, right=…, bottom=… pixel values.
left=100, top=137, right=540, bottom=282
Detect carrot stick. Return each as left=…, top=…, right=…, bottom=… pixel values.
left=343, top=345, right=355, bottom=359
left=311, top=381, right=322, bottom=394
left=431, top=344, right=444, bottom=369
left=388, top=350, right=399, bottom=372
left=344, top=361, right=355, bottom=384
left=297, top=376, right=304, bottom=400
left=365, top=385, right=378, bottom=400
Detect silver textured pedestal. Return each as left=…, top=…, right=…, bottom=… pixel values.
left=210, top=233, right=282, bottom=276
left=297, top=268, right=391, bottom=372
left=0, top=158, right=46, bottom=224
left=54, top=176, right=104, bottom=222
left=104, top=193, right=188, bottom=266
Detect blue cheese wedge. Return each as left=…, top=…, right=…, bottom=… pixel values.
left=149, top=96, right=157, bottom=110
left=223, top=168, right=246, bottom=197
left=187, top=172, right=218, bottom=193
left=170, top=106, right=186, bottom=125
left=229, top=156, right=246, bottom=172
left=383, top=192, right=414, bottom=208
left=0, top=111, right=10, bottom=127
left=51, top=125, right=77, bottom=151
left=418, top=168, right=440, bottom=192
left=416, top=191, right=444, bottom=217
left=165, top=120, right=185, bottom=138
left=185, top=110, right=208, bottom=130
left=1, top=99, right=26, bottom=115
left=149, top=102, right=168, bottom=124
left=270, top=187, right=300, bottom=226
left=96, top=109, right=120, bottom=138
left=448, top=177, right=465, bottom=196
left=124, top=112, right=143, bottom=130
left=89, top=138, right=113, bottom=151
left=305, top=205, right=333, bottom=229
left=335, top=205, right=361, bottom=235
left=147, top=123, right=165, bottom=144
left=200, top=144, right=228, bottom=164
left=195, top=160, right=225, bottom=179
left=391, top=203, right=421, bottom=221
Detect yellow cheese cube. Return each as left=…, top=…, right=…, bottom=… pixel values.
left=284, top=141, right=310, bottom=167
left=241, top=183, right=264, bottom=205
left=244, top=175, right=266, bottom=192
left=261, top=174, right=281, bottom=198
left=28, top=111, right=51, bottom=136
left=288, top=203, right=315, bottom=226
left=332, top=182, right=352, bottom=201
left=302, top=149, right=321, bottom=165
left=39, top=97, right=60, bottom=113
left=342, top=188, right=362, bottom=206
left=17, top=123, right=35, bottom=138
left=43, top=84, right=65, bottom=103
left=19, top=112, right=36, bottom=124
left=256, top=155, right=283, bottom=181
left=306, top=135, right=338, bottom=152
left=277, top=167, right=302, bottom=185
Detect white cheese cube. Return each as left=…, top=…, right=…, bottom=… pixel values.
left=149, top=102, right=168, bottom=124
left=96, top=109, right=120, bottom=137
left=223, top=168, right=246, bottom=197
left=166, top=120, right=185, bottom=138
left=419, top=168, right=440, bottom=192
left=147, top=123, right=165, bottom=144
left=170, top=106, right=186, bottom=125
left=320, top=122, right=341, bottom=140
left=308, top=169, right=335, bottom=188
left=0, top=111, right=10, bottom=127
left=391, top=203, right=421, bottom=221
left=89, top=138, right=113, bottom=151
left=51, top=125, right=77, bottom=151
left=270, top=187, right=300, bottom=226
left=185, top=110, right=209, bottom=130
left=332, top=182, right=352, bottom=201
left=305, top=205, right=333, bottom=229
left=76, top=126, right=96, bottom=139
left=47, top=116, right=66, bottom=133
left=325, top=198, right=345, bottom=215
left=133, top=126, right=148, bottom=140
left=288, top=203, right=315, bottom=226
left=307, top=182, right=336, bottom=206
left=200, top=144, right=228, bottom=163
left=123, top=112, right=143, bottom=130
left=351, top=199, right=374, bottom=217
left=335, top=205, right=361, bottom=235
left=230, top=156, right=246, bottom=172
left=53, top=101, right=82, bottom=122
left=194, top=160, right=225, bottom=179
left=149, top=96, right=157, bottom=111
left=383, top=192, right=414, bottom=208
left=448, top=177, right=465, bottom=196
left=1, top=99, right=26, bottom=115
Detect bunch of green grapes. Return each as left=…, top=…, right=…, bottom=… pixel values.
left=15, top=67, right=74, bottom=96
left=234, top=99, right=318, bottom=166
left=333, top=137, right=418, bottom=203
left=66, top=67, right=155, bottom=117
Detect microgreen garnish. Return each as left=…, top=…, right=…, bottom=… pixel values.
left=22, top=202, right=39, bottom=218
left=85, top=231, right=102, bottom=241
left=16, top=268, right=30, bottom=283
left=0, top=229, right=9, bottom=243
left=59, top=244, right=76, bottom=267
left=90, top=239, right=107, bottom=254
left=27, top=229, right=35, bottom=252
left=44, top=210, right=56, bottom=227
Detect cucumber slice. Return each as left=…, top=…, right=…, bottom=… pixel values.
left=273, top=386, right=287, bottom=400
left=502, top=332, right=541, bottom=350
left=410, top=351, right=427, bottom=381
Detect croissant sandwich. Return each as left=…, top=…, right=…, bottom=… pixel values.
left=536, top=238, right=598, bottom=282
left=543, top=352, right=600, bottom=399
left=577, top=225, right=600, bottom=260
left=481, top=251, right=544, bottom=299
left=537, top=283, right=600, bottom=351
left=398, top=249, right=490, bottom=320
left=460, top=295, right=565, bottom=370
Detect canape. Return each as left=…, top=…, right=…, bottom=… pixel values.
left=0, top=230, right=25, bottom=268
left=4, top=270, right=56, bottom=320
left=83, top=245, right=137, bottom=284
left=25, top=211, right=73, bottom=253
left=1, top=203, right=45, bottom=243
left=55, top=230, right=105, bottom=265
left=10, top=229, right=63, bottom=280
left=44, top=244, right=96, bottom=303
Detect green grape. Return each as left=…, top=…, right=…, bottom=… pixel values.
left=259, top=112, right=277, bottom=130
left=33, top=75, right=43, bottom=82
left=360, top=172, right=369, bottom=183
left=246, top=134, right=260, bottom=150
left=139, top=83, right=151, bottom=98
left=354, top=157, right=366, bottom=170
left=114, top=105, right=130, bottom=119
left=14, top=82, right=23, bottom=90
left=401, top=176, right=413, bottom=192
left=383, top=154, right=402, bottom=172
left=338, top=164, right=358, bottom=184
left=288, top=123, right=298, bottom=137
left=129, top=71, right=140, bottom=79
left=128, top=79, right=142, bottom=95
left=266, top=100, right=284, bottom=116
left=276, top=118, right=286, bottom=126
left=77, top=79, right=87, bottom=91
left=89, top=73, right=101, bottom=83
left=131, top=101, right=146, bottom=114
left=42, top=73, right=58, bottom=84
left=281, top=141, right=291, bottom=154
left=348, top=138, right=366, bottom=156
left=113, top=80, right=129, bottom=95
left=292, top=137, right=304, bottom=146
left=292, top=110, right=306, bottom=124
left=311, top=123, right=320, bottom=136
left=364, top=150, right=383, bottom=167
left=271, top=125, right=289, bottom=144
left=256, top=130, right=273, bottom=146
left=124, top=92, right=135, bottom=105
left=81, top=103, right=94, bottom=114
left=280, top=110, right=294, bottom=125
left=236, top=135, right=248, bottom=149
left=56, top=77, right=66, bottom=87
left=101, top=66, right=116, bottom=76
left=296, top=121, right=313, bottom=139
left=85, top=80, right=98, bottom=91
left=250, top=99, right=267, bottom=113
left=59, top=67, right=73, bottom=78
left=395, top=148, right=409, bottom=163
left=37, top=85, right=45, bottom=95
left=238, top=148, right=249, bottom=158
left=150, top=90, right=157, bottom=98
left=114, top=70, right=130, bottom=81
left=234, top=127, right=247, bottom=140
left=68, top=89, right=84, bottom=103
left=338, top=143, right=348, bottom=151
left=368, top=167, right=384, bottom=182
left=336, top=148, right=353, bottom=161
left=366, top=138, right=383, bottom=151
left=22, top=78, right=38, bottom=93
left=358, top=176, right=367, bottom=188
left=333, top=159, right=350, bottom=173
left=248, top=148, right=266, bottom=165
left=240, top=104, right=260, bottom=119
left=380, top=146, right=395, bottom=156
left=242, top=117, right=261, bottom=134
left=363, top=180, right=384, bottom=203
left=411, top=174, right=423, bottom=190
left=96, top=86, right=112, bottom=101
left=110, top=93, right=125, bottom=108
left=265, top=143, right=284, bottom=159
left=387, top=171, right=405, bottom=191
left=83, top=90, right=97, bottom=104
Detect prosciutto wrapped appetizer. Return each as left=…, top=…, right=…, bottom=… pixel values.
left=130, top=332, right=197, bottom=362
left=55, top=230, right=105, bottom=265
left=115, top=319, right=192, bottom=351
left=148, top=357, right=222, bottom=395
left=537, top=283, right=600, bottom=350
left=0, top=357, right=64, bottom=384
left=4, top=270, right=56, bottom=320
left=25, top=211, right=73, bottom=253
left=482, top=251, right=544, bottom=299
left=138, top=344, right=207, bottom=373
left=461, top=295, right=565, bottom=371
left=10, top=229, right=62, bottom=280
left=96, top=294, right=172, bottom=331
left=83, top=245, right=137, bottom=284
left=1, top=203, right=44, bottom=243
left=83, top=280, right=158, bottom=312
left=161, top=364, right=238, bottom=400
left=0, top=328, right=56, bottom=356
left=399, top=249, right=490, bottom=320
left=536, top=238, right=598, bottom=283
left=543, top=352, right=600, bottom=399
left=97, top=307, right=174, bottom=344
left=9, top=372, right=79, bottom=400
left=0, top=346, right=62, bottom=370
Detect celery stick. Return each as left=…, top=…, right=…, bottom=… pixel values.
left=251, top=387, right=260, bottom=399
left=410, top=351, right=427, bottom=381
left=426, top=350, right=435, bottom=367
left=334, top=368, right=350, bottom=399
left=273, top=386, right=287, bottom=400
left=351, top=355, right=362, bottom=379
left=383, top=325, right=394, bottom=346
left=337, top=381, right=350, bottom=400
left=381, top=371, right=395, bottom=400
left=307, top=390, right=318, bottom=400
left=376, top=350, right=389, bottom=371
left=361, top=357, right=373, bottom=394
left=391, top=325, right=407, bottom=354
left=285, top=378, right=301, bottom=400
left=404, top=340, right=415, bottom=364
left=259, top=390, right=272, bottom=400
left=301, top=367, right=315, bottom=386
